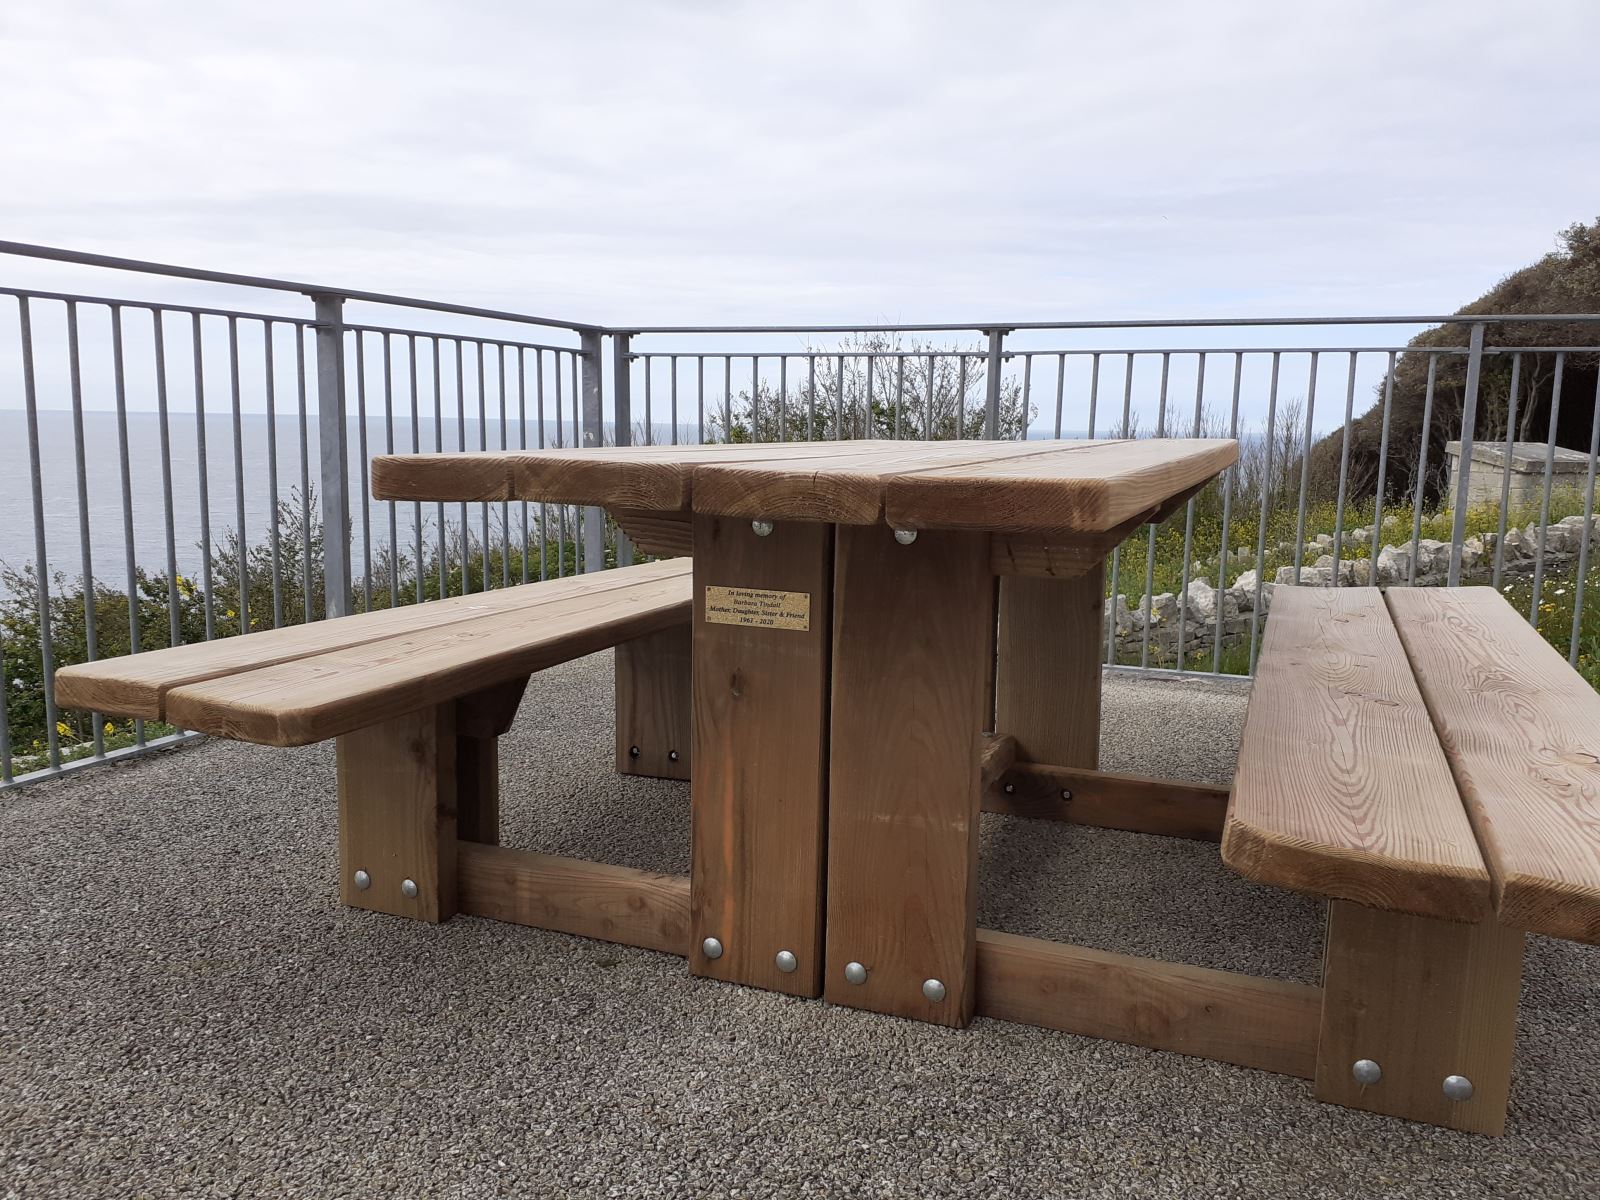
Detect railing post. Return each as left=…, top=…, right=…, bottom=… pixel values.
left=312, top=293, right=351, bottom=617
left=983, top=328, right=1006, bottom=439
left=1446, top=322, right=1487, bottom=586
left=612, top=332, right=634, bottom=565
left=580, top=329, right=606, bottom=572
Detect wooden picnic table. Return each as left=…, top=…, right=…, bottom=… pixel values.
left=374, top=437, right=1239, bottom=1024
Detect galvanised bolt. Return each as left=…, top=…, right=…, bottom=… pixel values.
left=774, top=950, right=798, bottom=973
left=353, top=869, right=372, bottom=891
left=629, top=745, right=641, bottom=758
left=921, top=978, right=947, bottom=1003
left=1061, top=789, right=1073, bottom=801
left=893, top=529, right=918, bottom=545
left=751, top=520, right=774, bottom=537
left=844, top=961, right=868, bottom=985
left=668, top=750, right=680, bottom=762
left=1351, top=1059, right=1382, bottom=1086
left=400, top=878, right=419, bottom=899
left=1003, top=783, right=1015, bottom=794
left=1442, top=1074, right=1474, bottom=1102
left=702, top=937, right=724, bottom=960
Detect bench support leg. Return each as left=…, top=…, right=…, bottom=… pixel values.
left=994, top=564, right=1103, bottom=769
left=615, top=625, right=692, bottom=782
left=337, top=705, right=458, bottom=923
left=455, top=677, right=528, bottom=846
left=1314, top=901, right=1524, bottom=1135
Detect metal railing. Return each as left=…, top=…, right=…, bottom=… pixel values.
left=2, top=241, right=1597, bottom=788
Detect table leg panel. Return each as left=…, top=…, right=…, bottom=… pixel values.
left=690, top=515, right=833, bottom=997
left=995, top=564, right=1103, bottom=768
left=824, top=527, right=995, bottom=1026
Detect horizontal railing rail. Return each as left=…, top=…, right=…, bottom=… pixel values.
left=2, top=242, right=1597, bottom=789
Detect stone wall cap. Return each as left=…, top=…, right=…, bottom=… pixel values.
left=1444, top=440, right=1590, bottom=473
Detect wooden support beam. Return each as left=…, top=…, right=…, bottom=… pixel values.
left=976, top=929, right=1321, bottom=1078
left=613, top=508, right=693, bottom=558
left=980, top=734, right=1018, bottom=791
left=615, top=624, right=692, bottom=782
left=690, top=515, right=833, bottom=997
left=1315, top=900, right=1524, bottom=1135
left=994, top=562, right=1104, bottom=767
left=826, top=527, right=994, bottom=1027
left=987, top=764, right=1229, bottom=842
left=457, top=842, right=691, bottom=955
left=988, top=480, right=1209, bottom=579
left=454, top=677, right=528, bottom=846
left=337, top=705, right=457, bottom=923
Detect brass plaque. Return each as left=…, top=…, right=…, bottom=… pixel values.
left=704, top=585, right=811, bottom=632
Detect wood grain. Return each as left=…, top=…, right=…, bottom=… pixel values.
left=457, top=842, right=691, bottom=955
left=885, top=438, right=1238, bottom=534
left=1222, top=587, right=1491, bottom=921
left=613, top=509, right=693, bottom=558
left=161, top=568, right=691, bottom=746
left=989, top=479, right=1210, bottom=577
left=615, top=624, right=692, bottom=782
left=976, top=929, right=1322, bottom=1079
left=1387, top=586, right=1600, bottom=944
left=1315, top=900, right=1524, bottom=1135
left=994, top=564, right=1104, bottom=767
left=368, top=451, right=515, bottom=502
left=690, top=515, right=833, bottom=997
left=338, top=705, right=456, bottom=923
left=54, top=559, right=691, bottom=721
left=980, top=734, right=1018, bottom=791
left=454, top=677, right=528, bottom=846
left=825, top=526, right=995, bottom=1026
left=988, top=765, right=1229, bottom=842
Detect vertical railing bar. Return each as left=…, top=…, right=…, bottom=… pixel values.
left=65, top=303, right=105, bottom=756
left=1529, top=353, right=1567, bottom=627
left=452, top=338, right=468, bottom=591
left=1248, top=353, right=1282, bottom=672
left=381, top=332, right=398, bottom=607
left=192, top=312, right=216, bottom=639
left=19, top=297, right=61, bottom=768
left=697, top=355, right=706, bottom=444
left=109, top=305, right=142, bottom=744
left=1211, top=351, right=1243, bottom=674
left=1406, top=355, right=1438, bottom=586
left=296, top=324, right=315, bottom=622
left=1106, top=353, right=1135, bottom=665
left=1491, top=354, right=1522, bottom=590
left=354, top=328, right=372, bottom=612
left=1568, top=368, right=1600, bottom=665
left=782, top=355, right=792, bottom=438
left=643, top=355, right=653, bottom=446
left=557, top=352, right=569, bottom=575
left=570, top=352, right=582, bottom=571
left=1138, top=352, right=1170, bottom=668
left=0, top=627, right=10, bottom=781
left=863, top=354, right=874, bottom=441
left=670, top=354, right=680, bottom=446
left=1369, top=352, right=1396, bottom=567
left=1330, top=351, right=1358, bottom=584
left=152, top=311, right=181, bottom=649
left=1289, top=352, right=1319, bottom=583
left=1175, top=352, right=1205, bottom=670
left=536, top=350, right=548, bottom=582
left=1021, top=353, right=1033, bottom=440
left=498, top=342, right=510, bottom=588
left=894, top=354, right=906, bottom=441
left=805, top=354, right=816, bottom=441
left=263, top=323, right=285, bottom=627
left=432, top=336, right=447, bottom=599
left=1054, top=353, right=1067, bottom=438
left=1446, top=323, right=1488, bottom=585
left=724, top=357, right=733, bottom=440
left=517, top=347, right=529, bottom=583
left=226, top=315, right=250, bottom=635
left=983, top=330, right=1003, bottom=438
left=924, top=354, right=934, bottom=438
left=957, top=355, right=969, bottom=441
left=752, top=355, right=763, bottom=441
left=312, top=295, right=351, bottom=619
left=407, top=334, right=424, bottom=605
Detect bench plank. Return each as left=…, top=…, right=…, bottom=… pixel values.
left=1223, top=587, right=1491, bottom=921
left=54, top=559, right=692, bottom=720
left=162, top=569, right=691, bottom=746
left=1387, top=586, right=1600, bottom=943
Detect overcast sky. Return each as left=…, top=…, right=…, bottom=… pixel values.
left=5, top=0, right=1600, bottom=332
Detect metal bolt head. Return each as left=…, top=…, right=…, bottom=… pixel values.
left=1351, top=1059, right=1382, bottom=1086
left=1442, top=1074, right=1474, bottom=1102
left=1061, top=789, right=1073, bottom=801
left=774, top=950, right=798, bottom=974
left=1003, top=783, right=1015, bottom=794
left=353, top=869, right=372, bottom=891
left=628, top=744, right=640, bottom=759
left=400, top=878, right=419, bottom=899
left=843, top=961, right=868, bottom=985
left=922, top=978, right=947, bottom=1003
left=893, top=529, right=918, bottom=545
left=668, top=750, right=680, bottom=762
left=751, top=519, right=774, bottom=537
left=702, top=937, right=724, bottom=960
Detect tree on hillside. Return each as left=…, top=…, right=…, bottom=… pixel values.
left=1306, top=218, right=1600, bottom=505
left=709, top=334, right=1033, bottom=443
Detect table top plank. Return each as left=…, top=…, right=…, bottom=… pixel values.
left=1223, top=586, right=1492, bottom=921
left=371, top=437, right=1238, bottom=535
left=1387, top=586, right=1600, bottom=943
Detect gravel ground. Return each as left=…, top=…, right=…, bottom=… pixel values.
left=1, top=654, right=1596, bottom=1198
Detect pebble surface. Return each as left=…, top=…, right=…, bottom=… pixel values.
left=1, top=656, right=1596, bottom=1198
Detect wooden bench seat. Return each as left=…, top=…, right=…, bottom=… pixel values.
left=1225, top=584, right=1600, bottom=1134
left=54, top=559, right=693, bottom=923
